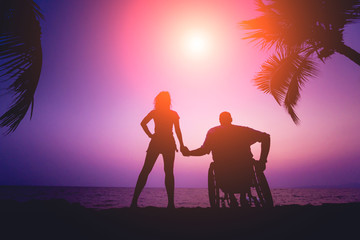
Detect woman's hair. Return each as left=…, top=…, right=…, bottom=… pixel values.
left=154, top=91, right=171, bottom=110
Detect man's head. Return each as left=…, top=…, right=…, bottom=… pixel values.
left=219, top=111, right=232, bottom=126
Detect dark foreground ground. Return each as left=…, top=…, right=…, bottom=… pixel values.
left=0, top=199, right=359, bottom=240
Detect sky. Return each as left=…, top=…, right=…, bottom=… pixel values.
left=0, top=0, right=360, bottom=188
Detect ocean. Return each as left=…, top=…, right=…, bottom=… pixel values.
left=1, top=186, right=360, bottom=209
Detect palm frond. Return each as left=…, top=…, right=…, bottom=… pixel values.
left=240, top=12, right=286, bottom=50
left=241, top=0, right=360, bottom=53
left=241, top=0, right=313, bottom=49
left=284, top=55, right=318, bottom=124
left=254, top=48, right=318, bottom=123
left=322, top=0, right=360, bottom=26
left=0, top=0, right=43, bottom=134
left=254, top=48, right=298, bottom=104
left=241, top=0, right=360, bottom=123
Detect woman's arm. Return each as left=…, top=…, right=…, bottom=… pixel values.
left=174, top=118, right=185, bottom=149
left=141, top=111, right=154, bottom=138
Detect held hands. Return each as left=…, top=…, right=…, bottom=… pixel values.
left=180, top=145, right=191, bottom=157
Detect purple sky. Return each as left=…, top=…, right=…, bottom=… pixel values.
left=1, top=0, right=360, bottom=188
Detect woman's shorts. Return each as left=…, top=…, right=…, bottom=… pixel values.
left=147, top=136, right=176, bottom=154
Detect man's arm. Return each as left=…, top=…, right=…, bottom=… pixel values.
left=259, top=133, right=270, bottom=163
left=182, top=130, right=212, bottom=157
left=187, top=147, right=209, bottom=156
left=254, top=132, right=270, bottom=172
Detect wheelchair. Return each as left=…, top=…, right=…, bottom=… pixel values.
left=208, top=159, right=273, bottom=208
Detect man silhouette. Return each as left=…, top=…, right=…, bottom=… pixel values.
left=182, top=111, right=270, bottom=207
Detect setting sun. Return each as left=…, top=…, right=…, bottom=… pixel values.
left=2, top=0, right=360, bottom=214
left=184, top=32, right=210, bottom=56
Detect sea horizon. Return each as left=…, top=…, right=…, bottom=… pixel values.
left=2, top=183, right=360, bottom=189
left=1, top=185, right=360, bottom=209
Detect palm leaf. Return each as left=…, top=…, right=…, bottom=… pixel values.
left=254, top=48, right=318, bottom=123
left=240, top=0, right=313, bottom=50
left=254, top=48, right=298, bottom=104
left=241, top=0, right=360, bottom=53
left=284, top=55, right=318, bottom=124
left=240, top=12, right=286, bottom=50
left=241, top=0, right=360, bottom=123
left=0, top=0, right=43, bottom=134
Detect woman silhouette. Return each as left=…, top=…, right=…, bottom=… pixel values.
left=131, top=91, right=185, bottom=208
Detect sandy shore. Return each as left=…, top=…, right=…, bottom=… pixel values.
left=0, top=199, right=359, bottom=239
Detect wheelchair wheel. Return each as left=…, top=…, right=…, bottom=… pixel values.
left=208, top=162, right=220, bottom=208
left=253, top=167, right=274, bottom=208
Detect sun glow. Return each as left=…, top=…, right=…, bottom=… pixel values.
left=184, top=32, right=210, bottom=57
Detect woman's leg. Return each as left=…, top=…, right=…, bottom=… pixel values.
left=131, top=151, right=159, bottom=207
left=163, top=150, right=175, bottom=208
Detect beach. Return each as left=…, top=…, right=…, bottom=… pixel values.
left=0, top=199, right=359, bottom=240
